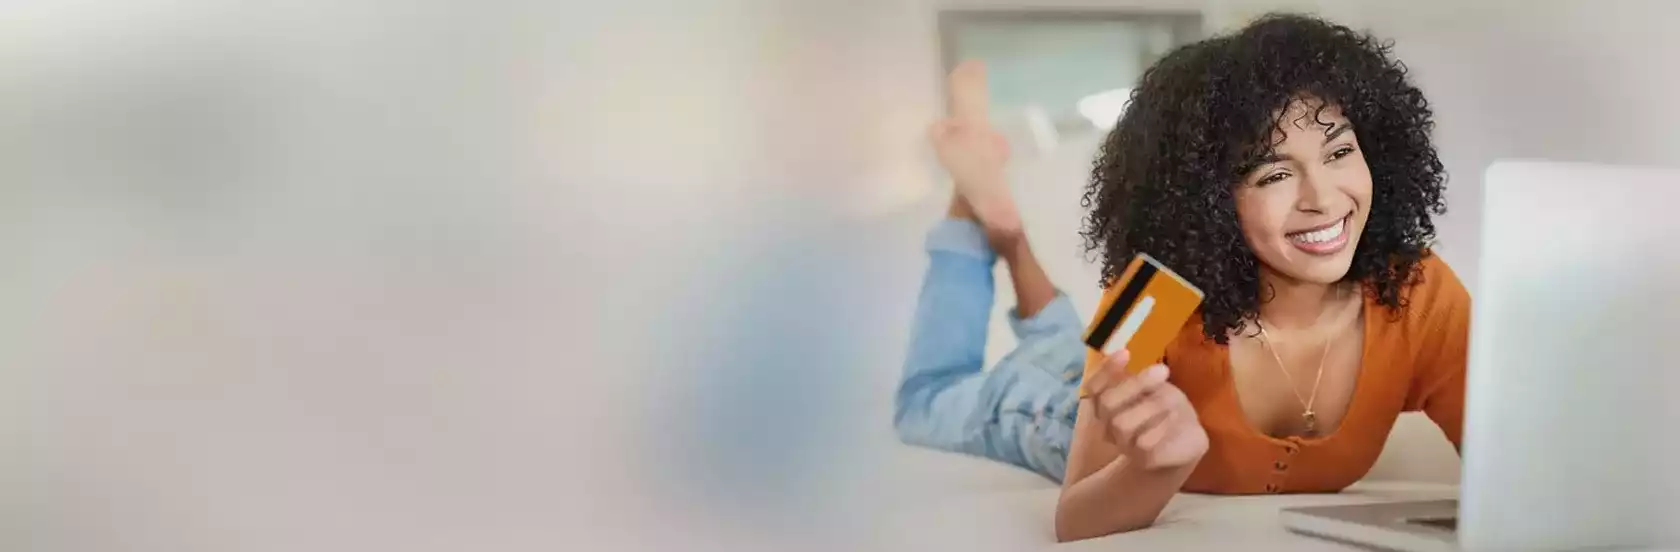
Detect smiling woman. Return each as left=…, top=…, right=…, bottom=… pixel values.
left=1056, top=13, right=1468, bottom=541
left=1234, top=100, right=1371, bottom=283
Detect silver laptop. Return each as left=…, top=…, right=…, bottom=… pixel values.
left=1281, top=160, right=1680, bottom=552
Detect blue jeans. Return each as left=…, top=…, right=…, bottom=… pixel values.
left=893, top=219, right=1085, bottom=482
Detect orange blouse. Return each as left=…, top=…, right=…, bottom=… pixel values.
left=1084, top=254, right=1470, bottom=494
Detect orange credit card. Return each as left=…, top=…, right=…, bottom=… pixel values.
left=1078, top=253, right=1205, bottom=396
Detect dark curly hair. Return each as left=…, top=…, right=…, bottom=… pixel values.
left=1080, top=13, right=1447, bottom=344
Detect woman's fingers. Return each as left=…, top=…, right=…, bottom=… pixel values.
left=1095, top=381, right=1141, bottom=417
left=1132, top=384, right=1205, bottom=468
left=1112, top=393, right=1173, bottom=441
left=1098, top=363, right=1170, bottom=410
left=1088, top=361, right=1202, bottom=466
left=1133, top=408, right=1178, bottom=451
left=1083, top=349, right=1131, bottom=395
left=1094, top=363, right=1174, bottom=446
left=1089, top=356, right=1189, bottom=452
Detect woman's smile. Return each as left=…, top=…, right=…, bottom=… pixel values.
left=1286, top=214, right=1352, bottom=255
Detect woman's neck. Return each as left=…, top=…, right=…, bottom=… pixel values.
left=1257, top=268, right=1356, bottom=332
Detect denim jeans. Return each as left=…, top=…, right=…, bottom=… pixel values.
left=893, top=219, right=1085, bottom=482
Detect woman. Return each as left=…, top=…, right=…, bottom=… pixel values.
left=1056, top=14, right=1468, bottom=540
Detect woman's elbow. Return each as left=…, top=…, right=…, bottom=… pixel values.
left=1053, top=500, right=1152, bottom=542
left=1054, top=516, right=1095, bottom=544
left=1054, top=519, right=1151, bottom=543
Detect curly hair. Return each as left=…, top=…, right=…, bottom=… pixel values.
left=1080, top=13, right=1447, bottom=344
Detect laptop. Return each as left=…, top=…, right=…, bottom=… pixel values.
left=1281, top=160, right=1680, bottom=552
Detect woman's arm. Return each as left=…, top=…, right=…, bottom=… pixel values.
left=1406, top=255, right=1472, bottom=451
left=1055, top=401, right=1199, bottom=541
left=1055, top=356, right=1207, bottom=542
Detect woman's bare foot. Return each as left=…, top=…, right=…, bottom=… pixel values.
left=931, top=61, right=1021, bottom=235
left=948, top=194, right=1026, bottom=252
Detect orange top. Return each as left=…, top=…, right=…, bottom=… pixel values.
left=1083, top=254, right=1470, bottom=494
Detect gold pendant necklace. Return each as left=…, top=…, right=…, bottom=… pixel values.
left=1257, top=324, right=1332, bottom=436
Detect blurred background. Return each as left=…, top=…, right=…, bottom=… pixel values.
left=2, top=0, right=1677, bottom=550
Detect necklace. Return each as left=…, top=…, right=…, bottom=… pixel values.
left=1256, top=324, right=1333, bottom=436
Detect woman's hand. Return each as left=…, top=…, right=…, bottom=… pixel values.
left=1084, top=351, right=1208, bottom=470
left=1054, top=350, right=1208, bottom=541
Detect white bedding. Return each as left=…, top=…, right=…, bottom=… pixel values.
left=872, top=444, right=1457, bottom=551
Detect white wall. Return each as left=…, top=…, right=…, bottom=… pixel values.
left=1322, top=0, right=1680, bottom=292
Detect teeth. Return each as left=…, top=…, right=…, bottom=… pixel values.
left=1290, top=219, right=1345, bottom=244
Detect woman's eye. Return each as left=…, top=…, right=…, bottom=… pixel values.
left=1328, top=145, right=1356, bottom=161
left=1258, top=172, right=1290, bottom=186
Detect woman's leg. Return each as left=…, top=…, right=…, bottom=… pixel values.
left=894, top=197, right=1087, bottom=481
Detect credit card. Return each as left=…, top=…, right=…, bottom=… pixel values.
left=1079, top=253, right=1205, bottom=394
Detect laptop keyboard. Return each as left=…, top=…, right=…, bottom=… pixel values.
left=1406, top=516, right=1458, bottom=531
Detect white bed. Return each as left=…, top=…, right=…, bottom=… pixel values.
left=871, top=413, right=1459, bottom=551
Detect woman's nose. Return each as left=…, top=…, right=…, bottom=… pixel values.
left=1294, top=171, right=1338, bottom=214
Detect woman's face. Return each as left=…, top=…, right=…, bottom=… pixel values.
left=1234, top=98, right=1372, bottom=286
